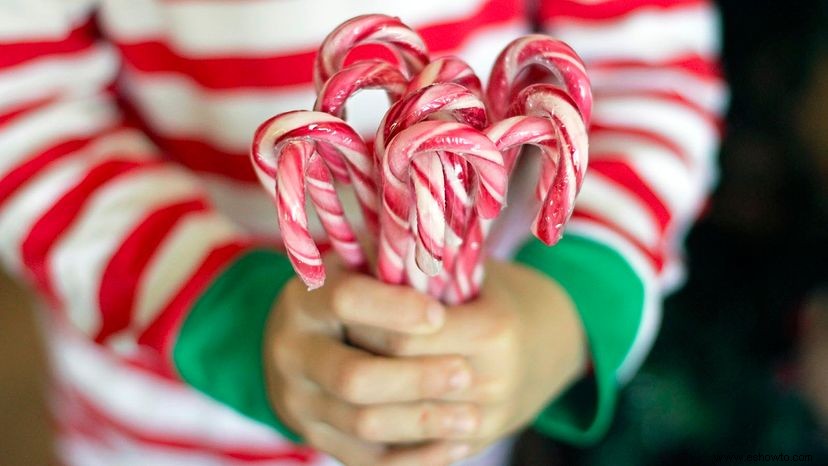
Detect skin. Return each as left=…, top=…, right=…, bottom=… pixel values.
left=265, top=257, right=587, bottom=466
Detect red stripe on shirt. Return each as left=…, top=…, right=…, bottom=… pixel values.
left=116, top=0, right=522, bottom=89
left=159, top=137, right=258, bottom=182
left=589, top=122, right=690, bottom=165
left=0, top=20, right=97, bottom=69
left=589, top=159, right=672, bottom=230
left=595, top=89, right=722, bottom=133
left=540, top=0, right=706, bottom=22
left=589, top=53, right=722, bottom=81
left=21, top=159, right=160, bottom=302
left=95, top=199, right=209, bottom=343
left=571, top=210, right=665, bottom=271
left=138, top=240, right=251, bottom=377
left=0, top=94, right=58, bottom=128
left=0, top=135, right=98, bottom=208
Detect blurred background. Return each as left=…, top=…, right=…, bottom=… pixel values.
left=2, top=1, right=827, bottom=465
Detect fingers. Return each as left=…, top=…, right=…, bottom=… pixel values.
left=381, top=441, right=472, bottom=466
left=298, top=335, right=473, bottom=404
left=305, top=421, right=472, bottom=466
left=346, top=299, right=516, bottom=357
left=331, top=274, right=445, bottom=334
left=304, top=389, right=480, bottom=442
left=303, top=422, right=383, bottom=466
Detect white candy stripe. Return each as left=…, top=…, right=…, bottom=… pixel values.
left=50, top=168, right=203, bottom=336
left=547, top=3, right=720, bottom=62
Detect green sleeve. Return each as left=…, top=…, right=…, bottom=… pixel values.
left=172, top=249, right=302, bottom=443
left=514, top=234, right=647, bottom=446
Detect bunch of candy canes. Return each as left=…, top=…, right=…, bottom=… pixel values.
left=251, top=14, right=591, bottom=305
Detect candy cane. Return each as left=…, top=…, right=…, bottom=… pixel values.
left=445, top=88, right=590, bottom=303
left=313, top=60, right=408, bottom=212
left=403, top=57, right=486, bottom=295
left=510, top=84, right=589, bottom=243
left=251, top=111, right=378, bottom=289
left=315, top=60, right=408, bottom=116
left=314, top=14, right=429, bottom=92
left=405, top=56, right=483, bottom=98
left=487, top=34, right=592, bottom=123
left=377, top=121, right=506, bottom=285
left=375, top=83, right=487, bottom=289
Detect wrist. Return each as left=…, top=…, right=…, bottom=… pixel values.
left=263, top=278, right=306, bottom=437
left=490, top=261, right=588, bottom=421
left=510, top=261, right=588, bottom=396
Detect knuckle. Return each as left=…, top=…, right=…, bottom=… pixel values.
left=328, top=282, right=352, bottom=318
left=271, top=340, right=292, bottom=374
left=331, top=358, right=367, bottom=402
left=352, top=408, right=382, bottom=441
left=478, top=378, right=514, bottom=402
left=383, top=332, right=411, bottom=355
left=282, top=390, right=305, bottom=421
left=395, top=289, right=431, bottom=325
left=486, top=315, right=518, bottom=347
left=303, top=424, right=326, bottom=450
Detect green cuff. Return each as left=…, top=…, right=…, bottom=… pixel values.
left=173, top=249, right=302, bottom=443
left=514, top=234, right=646, bottom=446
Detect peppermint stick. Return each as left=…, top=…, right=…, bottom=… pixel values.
left=251, top=111, right=377, bottom=289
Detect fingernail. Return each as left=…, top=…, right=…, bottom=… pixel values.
left=426, top=303, right=445, bottom=328
left=449, top=444, right=471, bottom=461
left=445, top=413, right=476, bottom=434
left=448, top=368, right=471, bottom=390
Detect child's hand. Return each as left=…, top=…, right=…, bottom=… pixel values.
left=346, top=260, right=588, bottom=457
left=264, top=258, right=479, bottom=466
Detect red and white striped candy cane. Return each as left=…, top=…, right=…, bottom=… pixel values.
left=487, top=34, right=592, bottom=123
left=314, top=14, right=430, bottom=92
left=446, top=85, right=590, bottom=303
left=403, top=57, right=486, bottom=295
left=251, top=111, right=378, bottom=289
left=315, top=60, right=408, bottom=118
left=375, top=83, right=487, bottom=291
left=313, top=13, right=428, bottom=223
left=509, top=84, right=589, bottom=244
left=377, top=121, right=506, bottom=285
left=405, top=56, right=483, bottom=98
left=313, top=59, right=408, bottom=213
